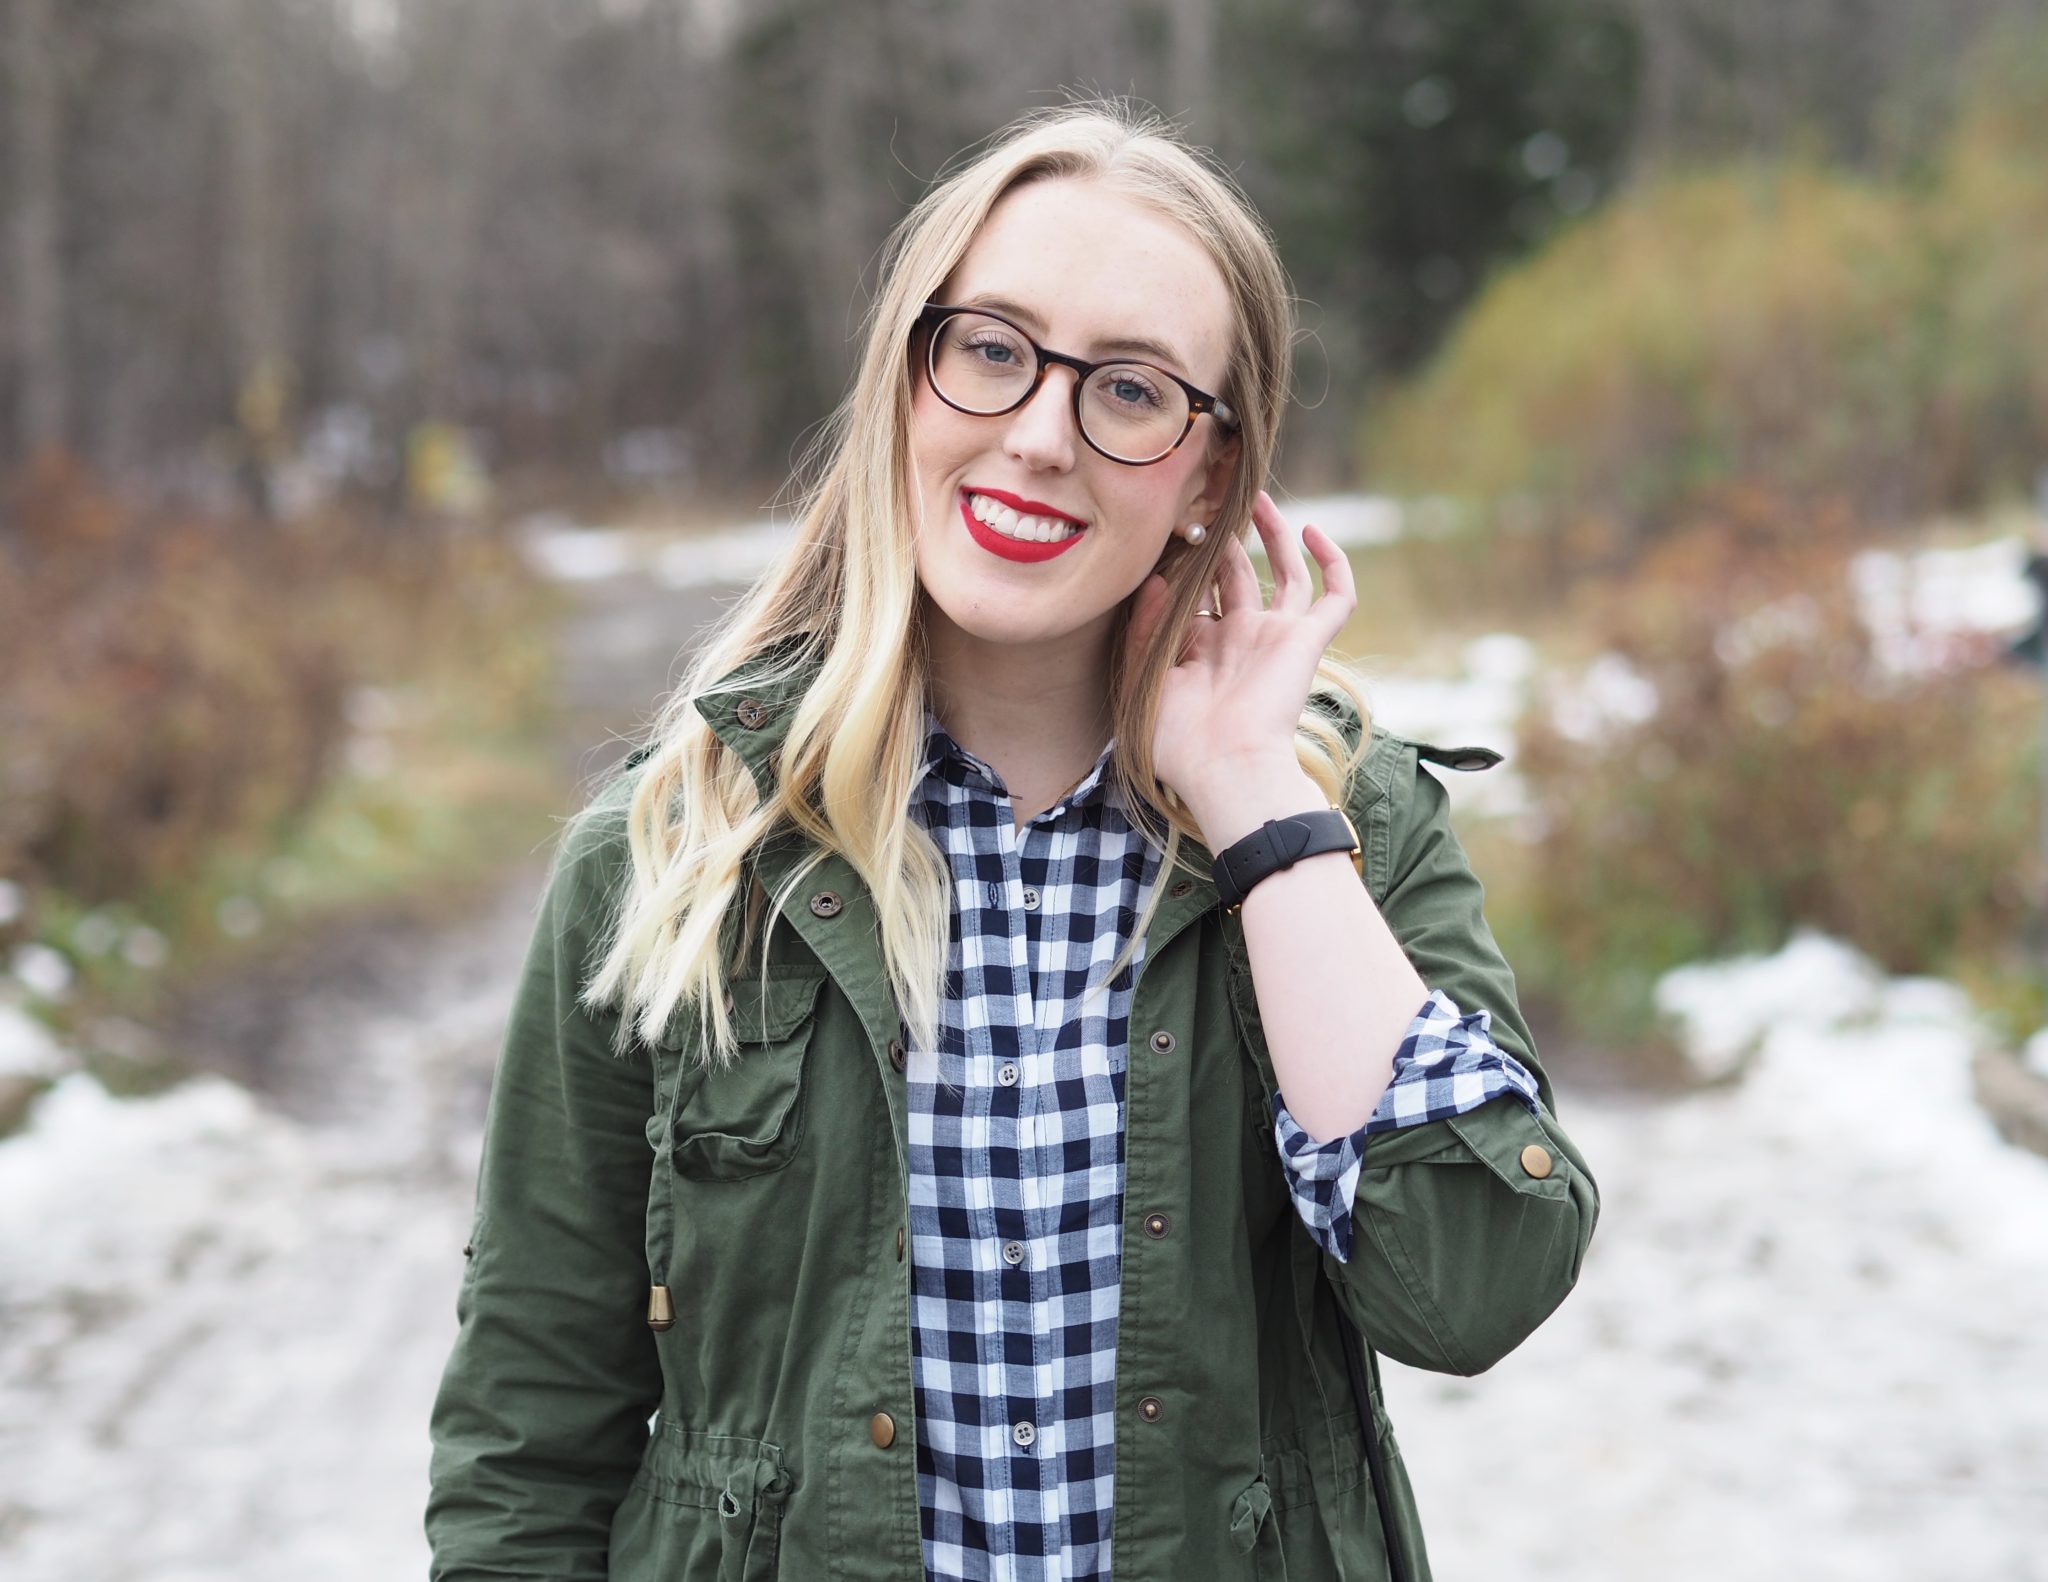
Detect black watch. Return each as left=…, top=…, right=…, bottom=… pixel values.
left=1210, top=805, right=1363, bottom=913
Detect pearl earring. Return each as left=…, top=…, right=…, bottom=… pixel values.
left=1183, top=522, right=1207, bottom=545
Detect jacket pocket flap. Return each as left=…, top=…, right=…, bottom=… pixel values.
left=660, top=964, right=829, bottom=1050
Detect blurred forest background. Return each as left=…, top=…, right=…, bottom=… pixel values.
left=4, top=0, right=2048, bottom=1099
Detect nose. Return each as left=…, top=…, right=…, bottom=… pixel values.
left=1001, top=364, right=1080, bottom=472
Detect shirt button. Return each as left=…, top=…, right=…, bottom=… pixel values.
left=1012, top=1420, right=1036, bottom=1448
left=1002, top=1240, right=1026, bottom=1265
left=870, top=1411, right=897, bottom=1448
left=997, top=1062, right=1019, bottom=1086
left=1138, top=1397, right=1164, bottom=1423
left=1021, top=887, right=1040, bottom=910
left=1143, top=1213, right=1170, bottom=1239
left=1148, top=1029, right=1177, bottom=1054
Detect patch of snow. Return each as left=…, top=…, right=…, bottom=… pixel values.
left=652, top=519, right=799, bottom=590
left=2023, top=1027, right=2048, bottom=1082
left=1278, top=492, right=1405, bottom=548
left=1385, top=929, right=2048, bottom=1582
left=1851, top=534, right=2038, bottom=677
left=1546, top=650, right=1661, bottom=744
left=518, top=518, right=640, bottom=582
left=0, top=1004, right=67, bottom=1081
left=1654, top=929, right=1889, bottom=1082
left=1366, top=632, right=1532, bottom=821
left=9, top=943, right=72, bottom=1001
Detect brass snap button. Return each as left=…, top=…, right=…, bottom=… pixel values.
left=1142, top=1213, right=1169, bottom=1239
left=1137, top=1396, right=1163, bottom=1423
left=888, top=1040, right=907, bottom=1072
left=809, top=890, right=844, bottom=918
left=869, top=1411, right=896, bottom=1448
left=1519, top=1143, right=1554, bottom=1179
left=735, top=697, right=770, bottom=729
left=1170, top=879, right=1194, bottom=898
left=1148, top=1029, right=1176, bottom=1054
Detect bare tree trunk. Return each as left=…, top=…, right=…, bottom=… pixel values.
left=9, top=0, right=67, bottom=460
left=1165, top=0, right=1215, bottom=136
left=209, top=0, right=294, bottom=511
left=414, top=0, right=511, bottom=423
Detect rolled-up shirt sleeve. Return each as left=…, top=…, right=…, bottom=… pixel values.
left=1271, top=988, right=1543, bottom=1263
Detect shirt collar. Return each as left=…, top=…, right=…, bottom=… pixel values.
left=915, top=707, right=1125, bottom=823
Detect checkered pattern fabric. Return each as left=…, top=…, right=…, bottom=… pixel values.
left=1270, top=991, right=1541, bottom=1265
left=903, top=712, right=1538, bottom=1582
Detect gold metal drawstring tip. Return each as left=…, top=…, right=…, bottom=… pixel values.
left=647, top=1283, right=676, bottom=1331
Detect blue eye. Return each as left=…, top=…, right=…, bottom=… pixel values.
left=965, top=334, right=1022, bottom=366
left=1104, top=373, right=1164, bottom=409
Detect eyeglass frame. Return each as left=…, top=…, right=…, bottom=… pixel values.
left=913, top=300, right=1239, bottom=466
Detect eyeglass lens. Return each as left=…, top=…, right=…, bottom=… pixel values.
left=927, top=311, right=1189, bottom=463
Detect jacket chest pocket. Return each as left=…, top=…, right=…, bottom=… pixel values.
left=660, top=964, right=829, bottom=1183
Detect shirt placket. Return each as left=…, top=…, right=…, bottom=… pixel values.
left=986, top=806, right=1057, bottom=1579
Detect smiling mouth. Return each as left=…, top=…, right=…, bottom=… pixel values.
left=957, top=489, right=1088, bottom=564
left=963, top=490, right=1089, bottom=543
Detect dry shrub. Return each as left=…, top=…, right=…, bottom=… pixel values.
left=1507, top=483, right=2039, bottom=1028
left=1365, top=162, right=1938, bottom=574
left=0, top=450, right=543, bottom=906
left=1363, top=17, right=2048, bottom=586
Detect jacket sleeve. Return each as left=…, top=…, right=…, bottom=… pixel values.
left=426, top=781, right=663, bottom=1578
left=1317, top=735, right=1600, bottom=1376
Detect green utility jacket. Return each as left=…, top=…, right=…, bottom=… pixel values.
left=427, top=643, right=1599, bottom=1582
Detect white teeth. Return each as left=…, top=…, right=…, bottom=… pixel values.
left=967, top=492, right=1083, bottom=543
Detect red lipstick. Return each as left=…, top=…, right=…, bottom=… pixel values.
left=970, top=486, right=1088, bottom=524
left=958, top=488, right=1088, bottom=564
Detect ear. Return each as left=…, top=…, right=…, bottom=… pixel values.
left=1185, top=428, right=1242, bottom=525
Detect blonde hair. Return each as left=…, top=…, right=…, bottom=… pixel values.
left=585, top=100, right=1374, bottom=1069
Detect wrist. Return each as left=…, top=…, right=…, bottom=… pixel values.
left=1182, top=758, right=1326, bottom=851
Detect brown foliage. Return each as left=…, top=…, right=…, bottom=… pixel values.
left=1512, top=482, right=2038, bottom=1006
left=0, top=450, right=533, bottom=906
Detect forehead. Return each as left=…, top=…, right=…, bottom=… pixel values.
left=937, top=177, right=1234, bottom=385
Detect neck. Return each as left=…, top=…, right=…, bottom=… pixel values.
left=920, top=598, right=1119, bottom=814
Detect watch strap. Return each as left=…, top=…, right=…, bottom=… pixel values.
left=1211, top=805, right=1362, bottom=912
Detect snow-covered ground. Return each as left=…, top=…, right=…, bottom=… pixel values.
left=4, top=510, right=2045, bottom=1579
left=4, top=922, right=2042, bottom=1580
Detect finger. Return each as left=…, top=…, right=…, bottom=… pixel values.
left=1215, top=533, right=1263, bottom=615
left=1302, top=521, right=1358, bottom=645
left=1251, top=490, right=1313, bottom=613
left=1124, top=572, right=1170, bottom=665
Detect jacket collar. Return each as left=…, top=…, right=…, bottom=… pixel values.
left=691, top=634, right=1229, bottom=1037
left=691, top=634, right=824, bottom=800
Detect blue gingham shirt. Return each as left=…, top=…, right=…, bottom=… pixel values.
left=903, top=714, right=1540, bottom=1582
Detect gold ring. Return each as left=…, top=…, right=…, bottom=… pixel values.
left=1196, top=609, right=1221, bottom=619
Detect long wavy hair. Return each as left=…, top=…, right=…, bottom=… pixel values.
left=585, top=101, right=1374, bottom=1070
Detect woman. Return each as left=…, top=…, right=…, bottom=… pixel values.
left=427, top=104, right=1597, bottom=1582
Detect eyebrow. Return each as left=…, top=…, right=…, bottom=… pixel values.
left=954, top=293, right=1193, bottom=374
